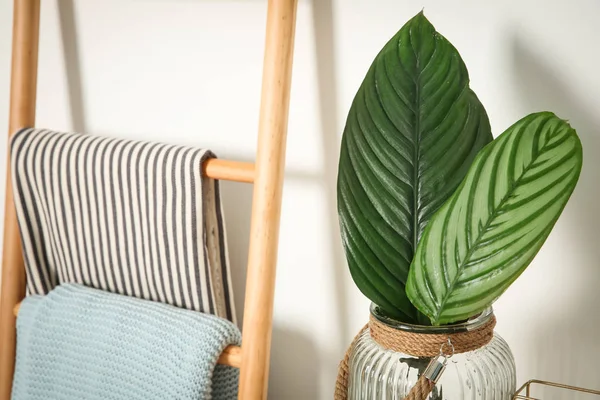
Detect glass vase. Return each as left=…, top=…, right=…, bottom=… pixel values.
left=347, top=305, right=516, bottom=399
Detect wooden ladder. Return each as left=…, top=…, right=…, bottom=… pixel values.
left=0, top=1, right=298, bottom=399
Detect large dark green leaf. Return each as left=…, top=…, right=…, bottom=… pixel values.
left=406, top=112, right=583, bottom=325
left=337, top=12, right=493, bottom=322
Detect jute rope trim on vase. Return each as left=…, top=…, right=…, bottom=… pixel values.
left=334, top=315, right=496, bottom=400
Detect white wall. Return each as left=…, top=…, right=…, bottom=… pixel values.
left=1, top=0, right=599, bottom=398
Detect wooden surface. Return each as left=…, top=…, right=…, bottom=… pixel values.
left=238, top=0, right=298, bottom=398
left=0, top=1, right=40, bottom=399
left=203, top=159, right=255, bottom=183
left=219, top=344, right=243, bottom=368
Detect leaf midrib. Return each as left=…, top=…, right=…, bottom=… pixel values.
left=433, top=124, right=553, bottom=322
left=412, top=37, right=422, bottom=253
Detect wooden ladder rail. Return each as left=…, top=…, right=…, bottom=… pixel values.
left=239, top=0, right=297, bottom=398
left=0, top=1, right=297, bottom=399
left=0, top=2, right=40, bottom=399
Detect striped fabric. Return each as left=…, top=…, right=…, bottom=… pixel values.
left=11, top=128, right=236, bottom=323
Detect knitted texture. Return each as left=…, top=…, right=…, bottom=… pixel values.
left=12, top=284, right=241, bottom=400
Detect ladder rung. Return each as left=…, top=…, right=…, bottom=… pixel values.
left=219, top=344, right=242, bottom=368
left=203, top=159, right=255, bottom=183
left=12, top=301, right=242, bottom=368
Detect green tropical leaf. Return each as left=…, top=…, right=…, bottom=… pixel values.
left=337, top=12, right=493, bottom=323
left=406, top=112, right=583, bottom=325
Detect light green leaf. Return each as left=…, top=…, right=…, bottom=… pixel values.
left=337, top=12, right=493, bottom=322
left=406, top=112, right=583, bottom=325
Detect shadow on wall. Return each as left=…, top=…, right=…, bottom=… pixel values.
left=57, top=0, right=86, bottom=133
left=269, top=325, right=320, bottom=399
left=218, top=180, right=253, bottom=326
left=512, top=39, right=600, bottom=392
left=311, top=0, right=350, bottom=345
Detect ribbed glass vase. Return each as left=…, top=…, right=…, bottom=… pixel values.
left=347, top=305, right=516, bottom=400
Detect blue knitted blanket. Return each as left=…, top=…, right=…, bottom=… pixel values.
left=12, top=284, right=241, bottom=400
